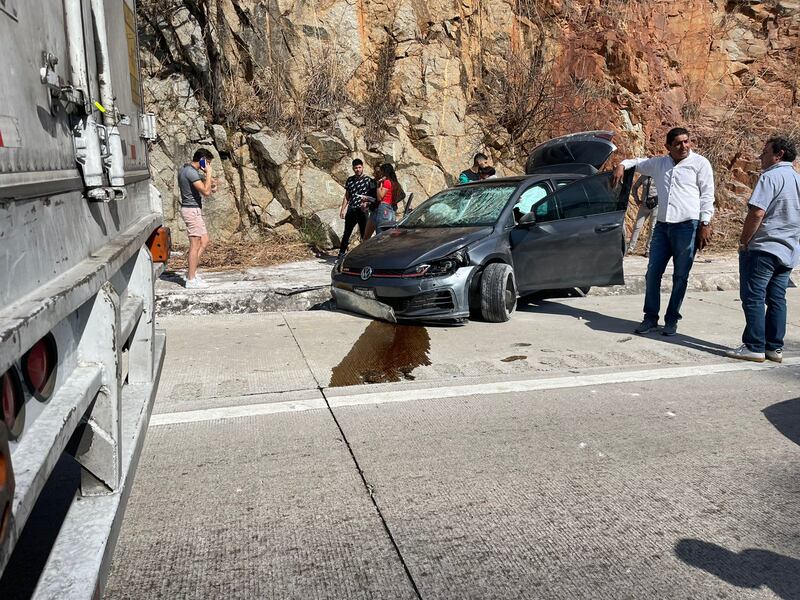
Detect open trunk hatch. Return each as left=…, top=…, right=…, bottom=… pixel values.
left=525, top=131, right=617, bottom=174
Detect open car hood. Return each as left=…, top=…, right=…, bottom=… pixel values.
left=343, top=227, right=492, bottom=270
left=526, top=131, right=617, bottom=174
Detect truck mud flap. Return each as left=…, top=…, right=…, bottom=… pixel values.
left=331, top=288, right=397, bottom=323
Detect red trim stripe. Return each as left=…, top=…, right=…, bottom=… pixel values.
left=0, top=130, right=4, bottom=148
left=342, top=269, right=425, bottom=279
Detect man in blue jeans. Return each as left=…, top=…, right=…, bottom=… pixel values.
left=726, top=136, right=800, bottom=363
left=613, top=128, right=715, bottom=335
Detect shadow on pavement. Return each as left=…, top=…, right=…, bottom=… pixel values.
left=675, top=539, right=800, bottom=599
left=159, top=271, right=185, bottom=285
left=520, top=299, right=730, bottom=356
left=763, top=398, right=800, bottom=447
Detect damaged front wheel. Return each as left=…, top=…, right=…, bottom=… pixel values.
left=479, top=263, right=516, bottom=323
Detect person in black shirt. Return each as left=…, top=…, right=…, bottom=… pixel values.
left=338, top=159, right=374, bottom=257
left=458, top=153, right=489, bottom=184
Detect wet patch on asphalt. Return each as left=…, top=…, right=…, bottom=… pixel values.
left=329, top=321, right=432, bottom=387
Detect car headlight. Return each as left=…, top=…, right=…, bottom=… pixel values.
left=405, top=249, right=468, bottom=277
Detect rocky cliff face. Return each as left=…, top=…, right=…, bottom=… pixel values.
left=138, top=0, right=800, bottom=247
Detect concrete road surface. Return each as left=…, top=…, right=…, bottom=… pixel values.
left=105, top=291, right=800, bottom=599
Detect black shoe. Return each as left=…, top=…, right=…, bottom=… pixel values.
left=662, top=322, right=678, bottom=336
left=635, top=319, right=659, bottom=334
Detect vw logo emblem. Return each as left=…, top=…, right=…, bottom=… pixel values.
left=360, top=267, right=373, bottom=281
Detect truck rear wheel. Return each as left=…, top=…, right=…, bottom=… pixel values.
left=480, top=263, right=516, bottom=322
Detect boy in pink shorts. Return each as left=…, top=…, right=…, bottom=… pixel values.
left=178, top=149, right=216, bottom=288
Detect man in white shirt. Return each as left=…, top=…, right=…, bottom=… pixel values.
left=612, top=127, right=715, bottom=336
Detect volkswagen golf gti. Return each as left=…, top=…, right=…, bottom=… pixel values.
left=331, top=131, right=635, bottom=323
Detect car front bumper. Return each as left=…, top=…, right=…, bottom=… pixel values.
left=331, top=266, right=476, bottom=322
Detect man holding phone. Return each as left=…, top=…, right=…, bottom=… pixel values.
left=178, top=148, right=216, bottom=288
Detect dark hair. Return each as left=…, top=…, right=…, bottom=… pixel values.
left=473, top=152, right=488, bottom=165
left=379, top=163, right=405, bottom=205
left=379, top=163, right=398, bottom=183
left=766, top=136, right=797, bottom=162
left=666, top=127, right=690, bottom=146
left=352, top=158, right=364, bottom=168
left=193, top=148, right=214, bottom=162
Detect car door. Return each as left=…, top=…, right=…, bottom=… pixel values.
left=510, top=170, right=634, bottom=293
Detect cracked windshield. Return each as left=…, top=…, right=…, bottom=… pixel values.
left=400, top=184, right=517, bottom=228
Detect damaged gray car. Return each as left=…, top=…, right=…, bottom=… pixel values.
left=331, top=131, right=635, bottom=323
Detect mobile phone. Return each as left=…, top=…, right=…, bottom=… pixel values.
left=199, top=158, right=207, bottom=169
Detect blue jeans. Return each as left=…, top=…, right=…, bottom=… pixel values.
left=370, top=203, right=395, bottom=229
left=739, top=249, right=792, bottom=353
left=644, top=220, right=698, bottom=325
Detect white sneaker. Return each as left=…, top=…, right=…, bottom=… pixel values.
left=185, top=278, right=209, bottom=289
left=766, top=348, right=783, bottom=363
left=725, top=344, right=765, bottom=363
left=195, top=272, right=205, bottom=282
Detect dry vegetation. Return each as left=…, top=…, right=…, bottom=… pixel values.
left=168, top=237, right=315, bottom=271
left=473, top=49, right=615, bottom=164
left=473, top=49, right=558, bottom=160
left=359, top=37, right=400, bottom=148
left=217, top=47, right=354, bottom=151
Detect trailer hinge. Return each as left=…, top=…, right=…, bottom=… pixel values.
left=139, top=113, right=158, bottom=141
left=40, top=52, right=87, bottom=115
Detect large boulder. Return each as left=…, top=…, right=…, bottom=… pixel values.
left=210, top=124, right=229, bottom=152
left=302, top=132, right=350, bottom=170
left=298, top=166, right=345, bottom=215
left=249, top=131, right=291, bottom=168
left=313, top=208, right=345, bottom=248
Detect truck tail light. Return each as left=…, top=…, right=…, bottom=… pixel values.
left=0, top=423, right=13, bottom=544
left=22, top=334, right=57, bottom=400
left=1, top=368, right=24, bottom=438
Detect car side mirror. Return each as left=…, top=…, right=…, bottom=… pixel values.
left=518, top=211, right=537, bottom=227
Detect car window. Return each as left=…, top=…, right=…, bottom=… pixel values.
left=544, top=173, right=619, bottom=220
left=400, top=183, right=517, bottom=228
left=555, top=179, right=576, bottom=188
left=513, top=184, right=549, bottom=218
left=534, top=197, right=560, bottom=222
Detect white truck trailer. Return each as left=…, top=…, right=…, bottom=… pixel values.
left=0, top=0, right=165, bottom=597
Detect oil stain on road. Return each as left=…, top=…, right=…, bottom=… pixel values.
left=328, top=321, right=431, bottom=387
left=501, top=355, right=527, bottom=363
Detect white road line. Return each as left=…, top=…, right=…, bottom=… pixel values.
left=149, top=397, right=327, bottom=426
left=150, top=358, right=800, bottom=426
left=328, top=358, right=800, bottom=408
